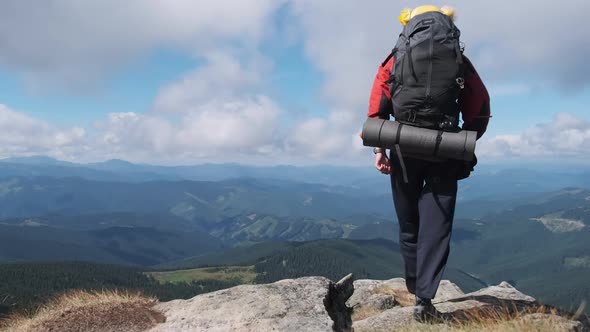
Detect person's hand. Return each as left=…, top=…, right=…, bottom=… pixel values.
left=375, top=152, right=392, bottom=175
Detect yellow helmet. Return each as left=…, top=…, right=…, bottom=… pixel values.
left=399, top=5, right=455, bottom=26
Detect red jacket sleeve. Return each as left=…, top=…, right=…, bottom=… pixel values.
left=459, top=56, right=491, bottom=139
left=368, top=55, right=394, bottom=119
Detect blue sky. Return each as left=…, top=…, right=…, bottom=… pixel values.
left=0, top=50, right=196, bottom=124
left=0, top=1, right=588, bottom=166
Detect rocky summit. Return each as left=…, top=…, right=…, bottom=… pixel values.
left=148, top=274, right=588, bottom=332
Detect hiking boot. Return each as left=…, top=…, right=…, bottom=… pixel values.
left=413, top=297, right=439, bottom=323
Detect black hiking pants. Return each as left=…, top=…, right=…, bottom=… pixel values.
left=389, top=153, right=460, bottom=300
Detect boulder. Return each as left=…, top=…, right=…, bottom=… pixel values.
left=352, top=306, right=417, bottom=332
left=149, top=275, right=354, bottom=332
left=353, top=281, right=587, bottom=332
left=436, top=281, right=537, bottom=315
left=348, top=278, right=464, bottom=319
left=149, top=276, right=587, bottom=332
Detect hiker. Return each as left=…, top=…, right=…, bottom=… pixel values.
left=367, top=5, right=491, bottom=321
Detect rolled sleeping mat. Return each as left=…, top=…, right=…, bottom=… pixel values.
left=362, top=118, right=477, bottom=162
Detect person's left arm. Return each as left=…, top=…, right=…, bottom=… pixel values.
left=459, top=56, right=491, bottom=139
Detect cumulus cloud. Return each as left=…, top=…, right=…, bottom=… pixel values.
left=152, top=51, right=262, bottom=113
left=103, top=52, right=282, bottom=163
left=0, top=0, right=282, bottom=90
left=291, top=0, right=590, bottom=103
left=0, top=98, right=282, bottom=164
left=478, top=113, right=590, bottom=159
left=2, top=1, right=586, bottom=92
left=1, top=102, right=588, bottom=165
left=281, top=1, right=590, bottom=164
left=285, top=108, right=366, bottom=160
left=0, top=105, right=87, bottom=159
left=446, top=1, right=590, bottom=89
left=1, top=2, right=588, bottom=165
left=93, top=96, right=282, bottom=162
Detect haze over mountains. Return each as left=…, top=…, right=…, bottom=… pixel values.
left=2, top=156, right=589, bottom=198
left=0, top=156, right=589, bottom=314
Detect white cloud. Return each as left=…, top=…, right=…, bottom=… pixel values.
left=0, top=105, right=87, bottom=159
left=282, top=1, right=590, bottom=165
left=1, top=103, right=588, bottom=165
left=2, top=104, right=271, bottom=163
left=0, top=0, right=282, bottom=90
left=106, top=52, right=282, bottom=162
left=93, top=96, right=282, bottom=162
left=1, top=2, right=589, bottom=165
left=289, top=1, right=395, bottom=109
left=285, top=108, right=366, bottom=161
left=445, top=1, right=590, bottom=89
left=478, top=113, right=590, bottom=159
left=2, top=1, right=586, bottom=92
left=291, top=0, right=590, bottom=108
left=152, top=51, right=262, bottom=113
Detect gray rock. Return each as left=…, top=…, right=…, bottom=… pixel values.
left=433, top=280, right=465, bottom=303
left=347, top=278, right=464, bottom=318
left=148, top=277, right=584, bottom=332
left=352, top=306, right=417, bottom=332
left=438, top=281, right=537, bottom=315
left=462, top=281, right=536, bottom=302
left=149, top=276, right=353, bottom=332
left=353, top=280, right=566, bottom=332
left=435, top=299, right=487, bottom=314
left=364, top=293, right=397, bottom=311
left=347, top=278, right=405, bottom=309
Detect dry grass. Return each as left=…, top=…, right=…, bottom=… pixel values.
left=394, top=305, right=584, bottom=332
left=0, top=290, right=165, bottom=332
left=352, top=285, right=416, bottom=321
left=372, top=285, right=416, bottom=307
left=352, top=306, right=385, bottom=321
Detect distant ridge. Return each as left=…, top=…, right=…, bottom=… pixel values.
left=0, top=156, right=74, bottom=166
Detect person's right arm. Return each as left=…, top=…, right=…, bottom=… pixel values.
left=368, top=55, right=394, bottom=120
left=367, top=54, right=395, bottom=174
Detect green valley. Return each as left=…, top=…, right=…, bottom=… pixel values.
left=149, top=266, right=257, bottom=284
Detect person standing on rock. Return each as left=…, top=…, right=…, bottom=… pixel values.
left=367, top=5, right=491, bottom=322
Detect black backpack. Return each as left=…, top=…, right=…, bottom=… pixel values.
left=387, top=11, right=464, bottom=131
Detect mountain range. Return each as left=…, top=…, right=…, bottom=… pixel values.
left=0, top=156, right=588, bottom=314
left=2, top=156, right=589, bottom=199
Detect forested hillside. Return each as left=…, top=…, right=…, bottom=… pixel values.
left=0, top=262, right=241, bottom=317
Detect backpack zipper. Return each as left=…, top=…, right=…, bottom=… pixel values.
left=426, top=30, right=434, bottom=100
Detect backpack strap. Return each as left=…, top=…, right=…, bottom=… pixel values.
left=433, top=130, right=444, bottom=157
left=405, top=38, right=417, bottom=81
left=394, top=144, right=408, bottom=184
left=384, top=48, right=398, bottom=85
left=394, top=123, right=408, bottom=183
left=381, top=49, right=395, bottom=67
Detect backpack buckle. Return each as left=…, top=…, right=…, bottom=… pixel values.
left=407, top=110, right=417, bottom=123
left=456, top=77, right=465, bottom=89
